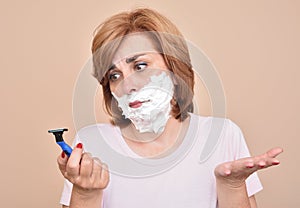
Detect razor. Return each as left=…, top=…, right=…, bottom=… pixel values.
left=48, top=128, right=72, bottom=157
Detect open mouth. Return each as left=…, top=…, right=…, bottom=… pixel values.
left=129, top=99, right=150, bottom=108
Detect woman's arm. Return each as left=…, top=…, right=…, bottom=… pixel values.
left=215, top=147, right=283, bottom=208
left=249, top=196, right=258, bottom=208
left=57, top=143, right=110, bottom=208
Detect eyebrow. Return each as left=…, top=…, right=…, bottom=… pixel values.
left=108, top=53, right=146, bottom=71
left=125, top=53, right=145, bottom=63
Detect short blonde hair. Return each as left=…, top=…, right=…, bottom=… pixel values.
left=92, top=8, right=194, bottom=126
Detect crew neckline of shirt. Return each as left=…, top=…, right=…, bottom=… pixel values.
left=113, top=113, right=199, bottom=160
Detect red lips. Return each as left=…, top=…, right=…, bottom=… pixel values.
left=129, top=101, right=143, bottom=108
left=129, top=100, right=150, bottom=108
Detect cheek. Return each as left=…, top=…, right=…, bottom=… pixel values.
left=150, top=63, right=170, bottom=78
left=110, top=84, right=123, bottom=97
left=135, top=74, right=151, bottom=86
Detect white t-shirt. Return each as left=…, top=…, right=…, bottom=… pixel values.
left=60, top=114, right=263, bottom=208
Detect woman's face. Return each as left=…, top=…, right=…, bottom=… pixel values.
left=107, top=33, right=175, bottom=133
left=108, top=33, right=169, bottom=97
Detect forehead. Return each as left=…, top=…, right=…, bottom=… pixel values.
left=112, top=33, right=159, bottom=63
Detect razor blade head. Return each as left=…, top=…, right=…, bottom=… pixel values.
left=48, top=128, right=68, bottom=133
left=48, top=128, right=68, bottom=142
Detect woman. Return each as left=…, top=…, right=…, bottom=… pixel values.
left=57, top=8, right=283, bottom=208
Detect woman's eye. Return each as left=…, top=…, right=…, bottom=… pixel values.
left=135, top=62, right=147, bottom=71
left=109, top=73, right=120, bottom=81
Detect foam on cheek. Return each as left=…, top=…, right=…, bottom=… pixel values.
left=112, top=72, right=174, bottom=133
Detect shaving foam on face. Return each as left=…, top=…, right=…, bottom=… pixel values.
left=112, top=72, right=174, bottom=133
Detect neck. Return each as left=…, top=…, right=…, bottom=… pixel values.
left=121, top=115, right=190, bottom=158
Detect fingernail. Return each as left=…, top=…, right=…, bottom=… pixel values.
left=258, top=161, right=266, bottom=168
left=246, top=162, right=254, bottom=168
left=272, top=160, right=280, bottom=165
left=76, top=143, right=83, bottom=149
left=61, top=151, right=65, bottom=158
left=225, top=169, right=231, bottom=176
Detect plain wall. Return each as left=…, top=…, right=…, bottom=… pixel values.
left=1, top=0, right=299, bottom=207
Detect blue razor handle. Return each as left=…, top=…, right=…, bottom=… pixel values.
left=48, top=128, right=73, bottom=157
left=56, top=141, right=73, bottom=157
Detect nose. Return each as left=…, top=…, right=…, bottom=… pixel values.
left=113, top=61, right=139, bottom=96
left=121, top=73, right=138, bottom=95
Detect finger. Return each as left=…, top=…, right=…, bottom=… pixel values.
left=270, top=158, right=280, bottom=165
left=266, top=147, right=283, bottom=158
left=91, top=158, right=110, bottom=189
left=57, top=151, right=68, bottom=174
left=259, top=147, right=283, bottom=167
left=248, top=154, right=267, bottom=169
left=91, top=157, right=103, bottom=182
left=257, top=159, right=267, bottom=168
left=214, top=162, right=232, bottom=177
left=256, top=157, right=279, bottom=169
left=99, top=163, right=110, bottom=189
left=66, top=143, right=84, bottom=177
left=231, top=158, right=255, bottom=175
left=245, top=158, right=255, bottom=168
left=80, top=153, right=94, bottom=178
left=253, top=150, right=281, bottom=169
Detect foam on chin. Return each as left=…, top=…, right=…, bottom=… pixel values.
left=112, top=72, right=174, bottom=133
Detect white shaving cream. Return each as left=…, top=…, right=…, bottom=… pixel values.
left=112, top=72, right=174, bottom=133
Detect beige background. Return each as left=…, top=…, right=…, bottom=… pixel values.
left=1, top=0, right=299, bottom=207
